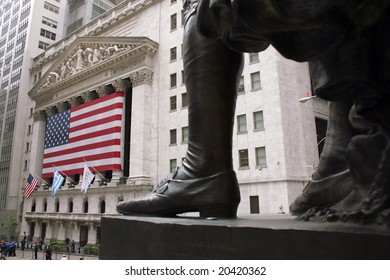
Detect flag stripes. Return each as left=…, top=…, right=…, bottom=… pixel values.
left=23, top=173, right=39, bottom=199
left=42, top=92, right=124, bottom=178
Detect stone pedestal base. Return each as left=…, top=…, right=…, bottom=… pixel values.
left=100, top=214, right=390, bottom=260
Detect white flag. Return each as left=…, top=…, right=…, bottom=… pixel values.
left=81, top=163, right=95, bottom=193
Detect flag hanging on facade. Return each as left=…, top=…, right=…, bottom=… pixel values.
left=81, top=163, right=95, bottom=193
left=24, top=173, right=39, bottom=199
left=42, top=92, right=124, bottom=178
left=51, top=168, right=65, bottom=197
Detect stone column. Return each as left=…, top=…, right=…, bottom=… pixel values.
left=127, top=69, right=153, bottom=179
left=57, top=222, right=66, bottom=241
left=30, top=111, right=47, bottom=180
left=92, top=172, right=103, bottom=187
left=45, top=222, right=53, bottom=243
left=87, top=223, right=97, bottom=245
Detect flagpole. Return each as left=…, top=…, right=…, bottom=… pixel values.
left=51, top=164, right=76, bottom=184
left=30, top=172, right=50, bottom=186
left=82, top=158, right=108, bottom=182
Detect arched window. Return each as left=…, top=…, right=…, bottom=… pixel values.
left=55, top=200, right=60, bottom=212
left=43, top=199, right=47, bottom=212
left=83, top=200, right=88, bottom=213
left=69, top=200, right=73, bottom=213
left=100, top=200, right=106, bottom=214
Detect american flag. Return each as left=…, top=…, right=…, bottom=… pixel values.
left=24, top=173, right=39, bottom=199
left=42, top=91, right=124, bottom=178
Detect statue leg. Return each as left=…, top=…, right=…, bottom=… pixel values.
left=290, top=100, right=356, bottom=214
left=116, top=3, right=244, bottom=218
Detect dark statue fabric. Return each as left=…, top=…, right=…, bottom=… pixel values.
left=117, top=0, right=390, bottom=225
left=196, top=0, right=390, bottom=224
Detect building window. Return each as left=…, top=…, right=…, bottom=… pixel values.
left=40, top=28, right=56, bottom=40
left=251, top=71, right=262, bottom=91
left=255, top=146, right=267, bottom=167
left=27, top=124, right=32, bottom=135
left=24, top=160, right=28, bottom=170
left=43, top=200, right=47, bottom=212
left=170, top=129, right=177, bottom=145
left=315, top=117, right=328, bottom=157
left=44, top=1, right=59, bottom=14
left=239, top=149, right=249, bottom=168
left=26, top=142, right=29, bottom=152
left=100, top=200, right=106, bottom=214
left=170, top=159, right=177, bottom=173
left=55, top=200, right=60, bottom=212
left=181, top=70, right=185, bottom=85
left=170, top=13, right=177, bottom=31
left=237, top=114, right=247, bottom=134
left=171, top=0, right=177, bottom=4
left=181, top=92, right=188, bottom=108
left=42, top=16, right=57, bottom=28
left=38, top=40, right=50, bottom=50
left=249, top=53, right=259, bottom=63
left=170, top=73, right=177, bottom=88
left=182, top=126, right=189, bottom=143
left=170, top=96, right=177, bottom=111
left=170, top=47, right=177, bottom=62
left=31, top=200, right=36, bottom=212
left=250, top=195, right=260, bottom=214
left=83, top=200, right=89, bottom=213
left=238, top=76, right=245, bottom=93
left=253, top=111, right=264, bottom=130
left=69, top=200, right=73, bottom=213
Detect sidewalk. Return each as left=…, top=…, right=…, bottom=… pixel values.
left=4, top=248, right=99, bottom=260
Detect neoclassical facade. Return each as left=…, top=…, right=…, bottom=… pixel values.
left=19, top=0, right=327, bottom=245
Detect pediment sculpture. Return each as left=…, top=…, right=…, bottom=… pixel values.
left=40, top=43, right=131, bottom=90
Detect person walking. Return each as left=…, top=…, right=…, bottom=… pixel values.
left=45, top=246, right=52, bottom=260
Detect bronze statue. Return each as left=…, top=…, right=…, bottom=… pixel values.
left=117, top=0, right=390, bottom=225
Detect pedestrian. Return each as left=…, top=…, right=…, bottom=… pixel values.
left=45, top=246, right=52, bottom=260
left=34, top=242, right=38, bottom=259
left=70, top=240, right=75, bottom=253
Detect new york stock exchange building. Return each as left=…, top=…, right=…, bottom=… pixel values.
left=20, top=0, right=321, bottom=246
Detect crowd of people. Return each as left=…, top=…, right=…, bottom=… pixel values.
left=0, top=240, right=17, bottom=259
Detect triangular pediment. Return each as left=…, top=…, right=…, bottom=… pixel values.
left=29, top=36, right=158, bottom=101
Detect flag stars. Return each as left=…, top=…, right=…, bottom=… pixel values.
left=44, top=110, right=71, bottom=149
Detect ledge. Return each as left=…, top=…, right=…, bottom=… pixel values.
left=100, top=214, right=390, bottom=260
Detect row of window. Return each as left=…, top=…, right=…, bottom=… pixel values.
left=40, top=28, right=56, bottom=40
left=169, top=70, right=262, bottom=92
left=44, top=1, right=59, bottom=14
left=169, top=146, right=267, bottom=173
left=30, top=198, right=106, bottom=214
left=237, top=111, right=264, bottom=133
left=170, top=126, right=189, bottom=145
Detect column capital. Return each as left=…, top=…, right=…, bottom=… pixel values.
left=112, top=78, right=130, bottom=92
left=129, top=69, right=153, bottom=87
left=82, top=91, right=95, bottom=103
left=44, top=106, right=58, bottom=117
left=95, top=85, right=111, bottom=98
left=33, top=111, right=47, bottom=122
left=69, top=96, right=83, bottom=108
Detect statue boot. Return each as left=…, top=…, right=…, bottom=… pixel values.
left=290, top=100, right=356, bottom=214
left=117, top=6, right=244, bottom=218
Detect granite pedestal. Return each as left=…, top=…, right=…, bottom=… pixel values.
left=100, top=214, right=390, bottom=259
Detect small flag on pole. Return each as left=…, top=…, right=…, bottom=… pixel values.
left=51, top=168, right=65, bottom=197
left=24, top=173, right=39, bottom=199
left=81, top=163, right=95, bottom=193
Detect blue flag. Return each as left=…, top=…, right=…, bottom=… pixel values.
left=51, top=168, right=65, bottom=197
